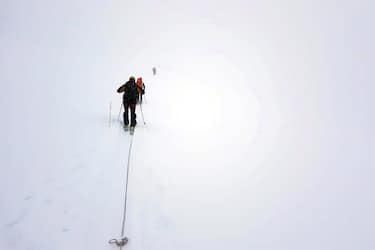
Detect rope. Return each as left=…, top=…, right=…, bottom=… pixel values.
left=109, top=132, right=134, bottom=248
left=122, top=134, right=134, bottom=236
left=108, top=237, right=128, bottom=247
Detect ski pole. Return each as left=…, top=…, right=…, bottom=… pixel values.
left=118, top=103, right=123, bottom=121
left=140, top=102, right=146, bottom=125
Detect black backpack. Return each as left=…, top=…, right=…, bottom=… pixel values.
left=124, top=81, right=138, bottom=102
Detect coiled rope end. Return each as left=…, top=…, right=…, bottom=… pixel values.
left=109, top=237, right=128, bottom=247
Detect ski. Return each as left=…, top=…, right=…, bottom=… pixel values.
left=129, top=126, right=135, bottom=135
left=124, top=125, right=129, bottom=132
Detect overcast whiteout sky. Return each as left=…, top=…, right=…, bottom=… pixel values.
left=1, top=1, right=375, bottom=250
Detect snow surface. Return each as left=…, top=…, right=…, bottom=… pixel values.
left=1, top=1, right=375, bottom=249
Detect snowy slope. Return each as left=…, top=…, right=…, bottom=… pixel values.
left=1, top=1, right=375, bottom=250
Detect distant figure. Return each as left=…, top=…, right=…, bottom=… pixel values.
left=117, top=76, right=138, bottom=127
left=152, top=67, right=157, bottom=76
left=136, top=77, right=145, bottom=103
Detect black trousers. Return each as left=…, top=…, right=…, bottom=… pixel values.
left=123, top=102, right=136, bottom=126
